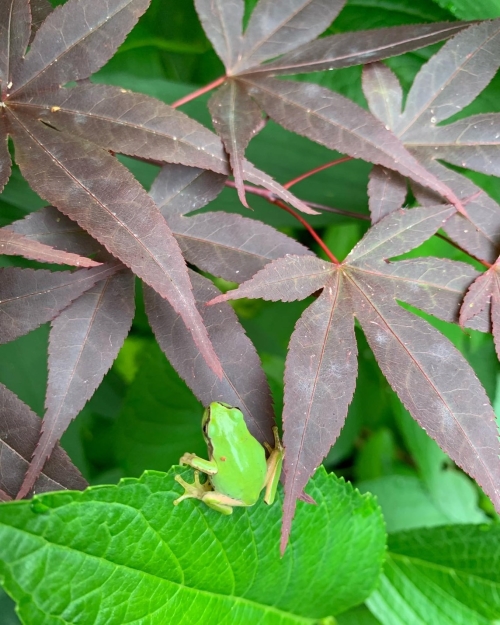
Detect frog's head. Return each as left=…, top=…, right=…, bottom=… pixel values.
left=202, top=402, right=242, bottom=447
left=202, top=401, right=233, bottom=426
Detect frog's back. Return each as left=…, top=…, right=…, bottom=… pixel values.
left=208, top=405, right=267, bottom=505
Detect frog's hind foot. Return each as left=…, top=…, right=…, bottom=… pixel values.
left=173, top=471, right=212, bottom=506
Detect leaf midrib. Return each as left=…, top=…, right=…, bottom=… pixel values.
left=247, top=24, right=465, bottom=75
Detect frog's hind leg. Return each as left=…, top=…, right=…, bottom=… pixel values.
left=173, top=471, right=212, bottom=506
left=202, top=492, right=248, bottom=515
left=263, top=426, right=284, bottom=505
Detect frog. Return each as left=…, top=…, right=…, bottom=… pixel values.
left=173, top=401, right=284, bottom=514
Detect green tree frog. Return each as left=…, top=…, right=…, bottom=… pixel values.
left=173, top=402, right=284, bottom=514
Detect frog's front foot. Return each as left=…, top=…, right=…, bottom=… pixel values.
left=173, top=471, right=212, bottom=506
left=179, top=452, right=197, bottom=466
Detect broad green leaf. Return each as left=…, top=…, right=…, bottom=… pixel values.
left=337, top=605, right=381, bottom=625
left=395, top=401, right=489, bottom=519
left=0, top=587, right=19, bottom=625
left=358, top=473, right=485, bottom=532
left=114, top=339, right=205, bottom=475
left=367, top=524, right=500, bottom=624
left=0, top=469, right=386, bottom=624
left=354, top=429, right=396, bottom=482
left=0, top=325, right=48, bottom=415
left=431, top=0, right=500, bottom=19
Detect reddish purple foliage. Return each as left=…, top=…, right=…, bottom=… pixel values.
left=0, top=0, right=499, bottom=554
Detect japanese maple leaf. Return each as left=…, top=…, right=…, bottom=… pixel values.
left=460, top=257, right=500, bottom=360
left=0, top=383, right=87, bottom=500
left=2, top=157, right=314, bottom=495
left=0, top=228, right=100, bottom=266
left=193, top=0, right=470, bottom=208
left=0, top=0, right=228, bottom=383
left=208, top=205, right=498, bottom=551
left=362, top=20, right=500, bottom=262
left=4, top=0, right=316, bottom=218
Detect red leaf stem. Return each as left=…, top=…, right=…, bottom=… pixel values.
left=224, top=179, right=369, bottom=219
left=170, top=76, right=227, bottom=109
left=273, top=200, right=340, bottom=265
left=283, top=156, right=353, bottom=189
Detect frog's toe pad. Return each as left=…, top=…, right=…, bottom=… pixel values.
left=179, top=452, right=197, bottom=466
left=173, top=471, right=211, bottom=506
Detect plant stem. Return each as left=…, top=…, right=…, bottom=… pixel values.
left=283, top=156, right=353, bottom=189
left=170, top=76, right=226, bottom=108
left=273, top=200, right=341, bottom=265
left=224, top=180, right=369, bottom=220
left=305, top=200, right=370, bottom=220
left=224, top=181, right=339, bottom=264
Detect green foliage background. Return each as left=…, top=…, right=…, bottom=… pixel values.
left=1, top=0, right=500, bottom=623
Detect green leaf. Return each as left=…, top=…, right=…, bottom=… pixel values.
left=359, top=475, right=476, bottom=532
left=0, top=325, right=48, bottom=415
left=114, top=339, right=204, bottom=475
left=394, top=405, right=487, bottom=524
left=337, top=605, right=381, bottom=624
left=0, top=587, right=19, bottom=625
left=430, top=0, right=500, bottom=19
left=0, top=468, right=385, bottom=624
left=367, top=524, right=500, bottom=624
left=358, top=402, right=487, bottom=532
left=355, top=429, right=397, bottom=482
